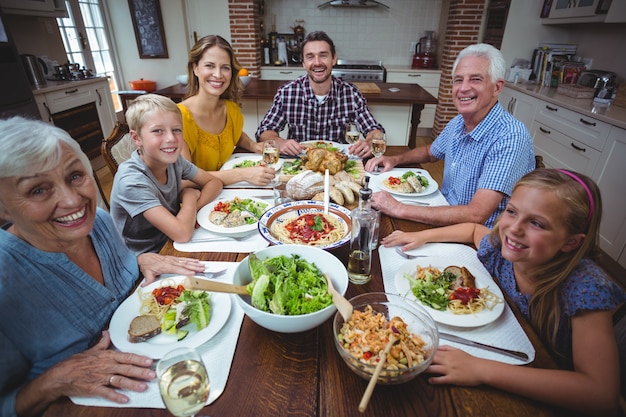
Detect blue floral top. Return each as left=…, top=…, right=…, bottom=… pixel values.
left=477, top=235, right=626, bottom=369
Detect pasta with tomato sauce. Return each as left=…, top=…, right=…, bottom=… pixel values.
left=271, top=213, right=347, bottom=246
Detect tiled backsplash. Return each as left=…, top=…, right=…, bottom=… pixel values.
left=264, top=0, right=442, bottom=67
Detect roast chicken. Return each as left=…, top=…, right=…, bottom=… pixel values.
left=303, top=147, right=348, bottom=175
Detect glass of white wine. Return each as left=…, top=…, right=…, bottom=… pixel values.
left=370, top=132, right=387, bottom=174
left=344, top=120, right=360, bottom=158
left=262, top=139, right=280, bottom=186
left=157, top=347, right=210, bottom=417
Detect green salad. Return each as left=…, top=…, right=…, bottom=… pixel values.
left=233, top=159, right=263, bottom=168
left=227, top=198, right=268, bottom=223
left=246, top=254, right=332, bottom=315
left=404, top=269, right=456, bottom=311
left=400, top=171, right=429, bottom=187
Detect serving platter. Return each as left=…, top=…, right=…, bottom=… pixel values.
left=394, top=256, right=504, bottom=327
left=220, top=154, right=284, bottom=172
left=197, top=197, right=271, bottom=236
left=109, top=275, right=232, bottom=358
left=258, top=200, right=351, bottom=250
left=371, top=169, right=438, bottom=197
left=300, top=140, right=348, bottom=155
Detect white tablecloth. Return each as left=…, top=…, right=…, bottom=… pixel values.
left=379, top=243, right=535, bottom=365
left=71, top=263, right=244, bottom=408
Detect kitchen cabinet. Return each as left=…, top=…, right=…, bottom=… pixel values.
left=33, top=78, right=116, bottom=159
left=499, top=86, right=538, bottom=131
left=260, top=67, right=306, bottom=81
left=531, top=100, right=610, bottom=176
left=385, top=68, right=441, bottom=130
left=541, top=0, right=626, bottom=23
left=0, top=0, right=67, bottom=17
left=592, top=126, right=626, bottom=264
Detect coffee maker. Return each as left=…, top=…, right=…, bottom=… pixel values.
left=578, top=70, right=618, bottom=104
left=412, top=31, right=436, bottom=69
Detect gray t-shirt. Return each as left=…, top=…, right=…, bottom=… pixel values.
left=110, top=151, right=198, bottom=254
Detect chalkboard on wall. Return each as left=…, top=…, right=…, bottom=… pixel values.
left=128, top=0, right=169, bottom=59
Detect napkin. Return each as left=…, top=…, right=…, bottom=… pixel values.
left=369, top=168, right=449, bottom=207
left=71, top=264, right=244, bottom=408
left=378, top=243, right=535, bottom=365
left=174, top=189, right=273, bottom=253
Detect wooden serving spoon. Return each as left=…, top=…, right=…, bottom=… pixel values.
left=358, top=334, right=398, bottom=413
left=324, top=273, right=353, bottom=322
left=182, top=276, right=249, bottom=295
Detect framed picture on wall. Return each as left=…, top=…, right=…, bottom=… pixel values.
left=128, top=0, right=169, bottom=59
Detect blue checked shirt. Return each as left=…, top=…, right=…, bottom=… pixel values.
left=256, top=76, right=384, bottom=142
left=430, top=102, right=535, bottom=228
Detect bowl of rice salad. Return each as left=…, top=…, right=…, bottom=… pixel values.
left=333, top=292, right=438, bottom=384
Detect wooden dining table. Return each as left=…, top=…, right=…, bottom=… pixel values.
left=43, top=147, right=577, bottom=417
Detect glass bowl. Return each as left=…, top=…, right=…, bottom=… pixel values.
left=333, top=292, right=438, bottom=384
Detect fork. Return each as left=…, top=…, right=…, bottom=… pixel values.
left=197, top=268, right=228, bottom=279
left=189, top=234, right=255, bottom=243
left=395, top=247, right=428, bottom=259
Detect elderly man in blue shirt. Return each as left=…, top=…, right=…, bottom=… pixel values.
left=365, top=43, right=535, bottom=228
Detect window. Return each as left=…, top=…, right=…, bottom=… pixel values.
left=57, top=0, right=122, bottom=111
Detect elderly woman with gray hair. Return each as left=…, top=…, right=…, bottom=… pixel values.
left=0, top=116, right=206, bottom=417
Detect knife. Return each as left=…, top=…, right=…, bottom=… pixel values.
left=438, top=332, right=529, bottom=361
left=399, top=199, right=430, bottom=206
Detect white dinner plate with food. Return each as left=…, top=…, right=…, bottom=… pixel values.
left=109, top=276, right=232, bottom=358
left=220, top=154, right=284, bottom=172
left=300, top=140, right=348, bottom=154
left=371, top=169, right=438, bottom=197
left=258, top=200, right=351, bottom=250
left=394, top=256, right=504, bottom=327
left=197, top=197, right=271, bottom=236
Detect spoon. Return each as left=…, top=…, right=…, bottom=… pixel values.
left=358, top=334, right=398, bottom=413
left=182, top=276, right=249, bottom=295
left=324, top=273, right=353, bottom=322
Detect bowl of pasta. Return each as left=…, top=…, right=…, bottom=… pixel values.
left=333, top=292, right=438, bottom=384
left=232, top=244, right=349, bottom=333
left=258, top=200, right=351, bottom=250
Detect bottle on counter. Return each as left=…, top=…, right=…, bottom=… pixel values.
left=348, top=176, right=377, bottom=284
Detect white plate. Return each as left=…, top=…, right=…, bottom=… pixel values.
left=220, top=154, right=283, bottom=172
left=109, top=276, right=232, bottom=358
left=197, top=197, right=271, bottom=235
left=371, top=169, right=438, bottom=197
left=394, top=257, right=504, bottom=327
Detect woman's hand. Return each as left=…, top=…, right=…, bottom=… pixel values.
left=239, top=166, right=277, bottom=186
left=16, top=331, right=155, bottom=416
left=137, top=253, right=205, bottom=286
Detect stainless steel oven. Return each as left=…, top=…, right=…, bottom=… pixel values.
left=332, top=60, right=386, bottom=83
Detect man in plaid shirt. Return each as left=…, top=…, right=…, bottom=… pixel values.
left=256, top=31, right=384, bottom=158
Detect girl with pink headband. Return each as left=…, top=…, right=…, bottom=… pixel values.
left=382, top=168, right=625, bottom=416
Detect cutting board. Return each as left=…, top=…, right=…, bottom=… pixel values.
left=278, top=159, right=365, bottom=183
left=352, top=82, right=381, bottom=94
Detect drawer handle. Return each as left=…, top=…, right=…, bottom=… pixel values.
left=279, top=71, right=293, bottom=74
left=545, top=105, right=558, bottom=112
left=96, top=89, right=102, bottom=106
left=579, top=118, right=596, bottom=127
left=407, top=74, right=422, bottom=77
left=571, top=143, right=586, bottom=152
left=64, top=88, right=79, bottom=95
left=539, top=127, right=551, bottom=134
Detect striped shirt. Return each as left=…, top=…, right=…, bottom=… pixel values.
left=430, top=102, right=535, bottom=228
left=256, top=75, right=384, bottom=142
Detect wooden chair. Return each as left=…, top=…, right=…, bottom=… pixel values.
left=101, top=121, right=134, bottom=176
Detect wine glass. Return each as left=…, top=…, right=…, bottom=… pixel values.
left=344, top=120, right=360, bottom=158
left=370, top=133, right=387, bottom=174
left=262, top=140, right=280, bottom=186
left=157, top=347, right=210, bottom=417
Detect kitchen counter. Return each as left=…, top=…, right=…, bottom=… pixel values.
left=155, top=78, right=438, bottom=148
left=30, top=76, right=110, bottom=95
left=505, top=82, right=626, bottom=130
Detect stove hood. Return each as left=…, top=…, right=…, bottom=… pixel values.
left=317, top=0, right=390, bottom=10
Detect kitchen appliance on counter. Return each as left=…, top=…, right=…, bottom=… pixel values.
left=412, top=31, right=436, bottom=69
left=577, top=69, right=618, bottom=104
left=20, top=54, right=46, bottom=87
left=332, top=60, right=386, bottom=83
left=0, top=13, right=40, bottom=119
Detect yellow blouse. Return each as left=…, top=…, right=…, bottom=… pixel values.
left=178, top=100, right=243, bottom=171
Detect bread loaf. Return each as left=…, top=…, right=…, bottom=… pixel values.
left=128, top=315, right=161, bottom=343
left=286, top=170, right=325, bottom=200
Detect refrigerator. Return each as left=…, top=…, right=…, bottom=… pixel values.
left=0, top=12, right=41, bottom=119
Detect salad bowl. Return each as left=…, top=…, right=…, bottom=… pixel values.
left=232, top=244, right=349, bottom=333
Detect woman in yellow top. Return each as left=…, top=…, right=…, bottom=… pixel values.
left=178, top=35, right=276, bottom=186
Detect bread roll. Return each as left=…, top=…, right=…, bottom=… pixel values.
left=286, top=170, right=325, bottom=200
